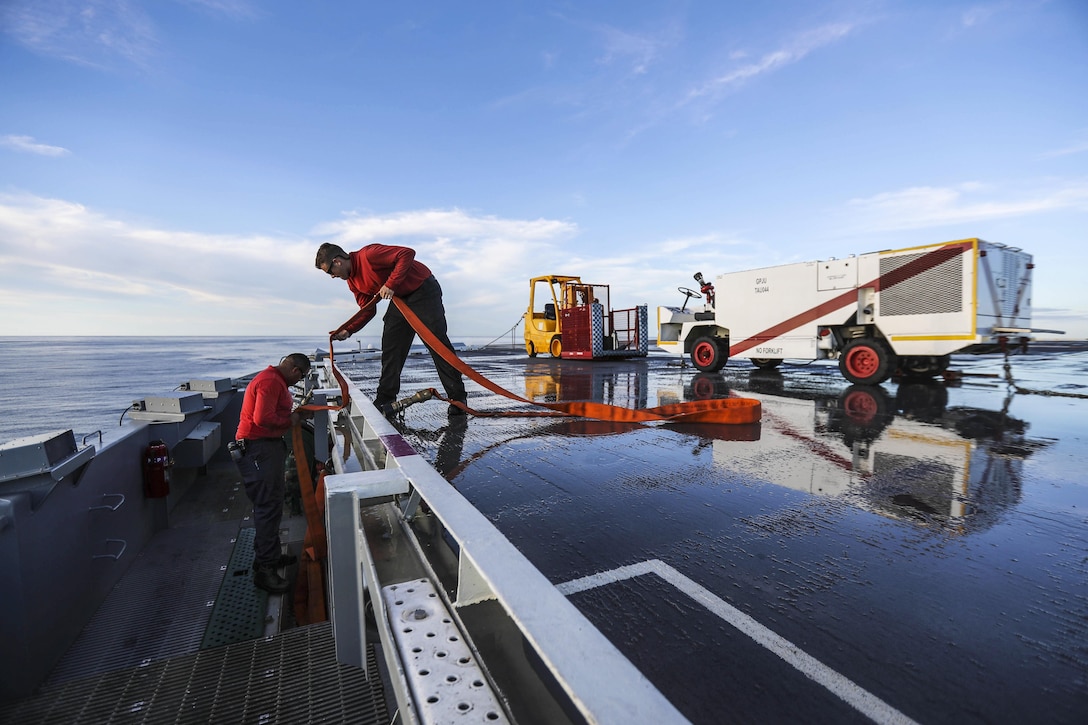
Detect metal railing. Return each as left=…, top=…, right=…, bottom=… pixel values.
left=316, top=360, right=686, bottom=724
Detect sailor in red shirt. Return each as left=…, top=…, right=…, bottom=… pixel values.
left=315, top=242, right=467, bottom=417
left=233, top=353, right=312, bottom=593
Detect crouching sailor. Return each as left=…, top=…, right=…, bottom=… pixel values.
left=231, top=353, right=313, bottom=594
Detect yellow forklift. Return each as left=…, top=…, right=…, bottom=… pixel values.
left=524, top=275, right=648, bottom=359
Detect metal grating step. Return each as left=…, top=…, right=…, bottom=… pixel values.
left=0, top=622, right=389, bottom=725
left=201, top=526, right=269, bottom=649
left=384, top=578, right=510, bottom=723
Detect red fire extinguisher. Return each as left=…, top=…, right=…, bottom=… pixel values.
left=143, top=440, right=171, bottom=498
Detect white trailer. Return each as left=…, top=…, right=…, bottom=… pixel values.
left=657, top=238, right=1042, bottom=385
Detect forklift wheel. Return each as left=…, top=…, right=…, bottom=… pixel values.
left=527, top=341, right=537, bottom=357
left=691, top=335, right=728, bottom=372
left=550, top=336, right=563, bottom=358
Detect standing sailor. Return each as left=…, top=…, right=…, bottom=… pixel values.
left=232, top=353, right=312, bottom=594
left=315, top=242, right=467, bottom=417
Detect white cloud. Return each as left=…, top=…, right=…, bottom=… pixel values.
left=177, top=0, right=255, bottom=19
left=961, top=3, right=1010, bottom=28
left=0, top=135, right=70, bottom=157
left=0, top=192, right=333, bottom=335
left=0, top=0, right=158, bottom=68
left=594, top=21, right=680, bottom=76
left=601, top=20, right=859, bottom=142
left=1040, top=139, right=1088, bottom=159
left=311, top=208, right=582, bottom=327
left=962, top=6, right=994, bottom=28
left=310, top=208, right=774, bottom=329
left=843, top=181, right=1088, bottom=232
left=0, top=0, right=251, bottom=69
left=0, top=195, right=587, bottom=336
left=686, top=23, right=855, bottom=102
left=313, top=208, right=576, bottom=246
left=0, top=193, right=772, bottom=337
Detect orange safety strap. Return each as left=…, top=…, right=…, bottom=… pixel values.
left=291, top=423, right=328, bottom=624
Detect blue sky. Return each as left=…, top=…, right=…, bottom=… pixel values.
left=1, top=0, right=1085, bottom=341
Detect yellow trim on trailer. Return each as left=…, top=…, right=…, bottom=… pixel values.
left=970, top=239, right=979, bottom=338
left=889, top=334, right=978, bottom=342
left=880, top=237, right=982, bottom=341
left=877, top=237, right=981, bottom=256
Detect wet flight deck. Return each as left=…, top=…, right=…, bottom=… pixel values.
left=337, top=345, right=1087, bottom=724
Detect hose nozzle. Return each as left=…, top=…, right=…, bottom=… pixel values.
left=388, top=388, right=435, bottom=414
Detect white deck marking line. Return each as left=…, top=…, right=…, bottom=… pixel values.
left=557, top=559, right=919, bottom=725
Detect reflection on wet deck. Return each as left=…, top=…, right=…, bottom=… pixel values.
left=339, top=346, right=1087, bottom=724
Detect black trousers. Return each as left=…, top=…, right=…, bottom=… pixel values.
left=375, top=276, right=467, bottom=406
left=235, top=437, right=286, bottom=566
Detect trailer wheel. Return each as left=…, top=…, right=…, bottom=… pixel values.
left=750, top=358, right=782, bottom=370
left=691, top=336, right=728, bottom=372
left=527, top=341, right=537, bottom=357
left=839, top=338, right=896, bottom=385
left=550, top=335, right=563, bottom=358
left=900, top=355, right=949, bottom=378
left=900, top=356, right=933, bottom=377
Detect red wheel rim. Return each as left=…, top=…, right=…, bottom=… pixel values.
left=845, top=345, right=878, bottom=377
left=693, top=341, right=716, bottom=367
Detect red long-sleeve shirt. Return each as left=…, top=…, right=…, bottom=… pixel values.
left=342, top=244, right=433, bottom=334
left=236, top=366, right=294, bottom=440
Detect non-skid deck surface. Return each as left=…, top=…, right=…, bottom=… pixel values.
left=0, top=622, right=388, bottom=725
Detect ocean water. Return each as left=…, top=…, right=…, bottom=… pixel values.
left=0, top=337, right=330, bottom=445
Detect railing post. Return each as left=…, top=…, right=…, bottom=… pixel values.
left=325, top=482, right=367, bottom=669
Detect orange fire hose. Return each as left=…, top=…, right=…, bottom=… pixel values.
left=290, top=423, right=327, bottom=624
left=288, top=293, right=759, bottom=617
left=303, top=294, right=760, bottom=425
left=302, top=295, right=760, bottom=424
left=389, top=296, right=761, bottom=425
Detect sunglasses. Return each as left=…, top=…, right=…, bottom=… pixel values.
left=323, top=257, right=344, bottom=276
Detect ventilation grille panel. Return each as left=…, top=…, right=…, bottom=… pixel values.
left=879, top=251, right=963, bottom=316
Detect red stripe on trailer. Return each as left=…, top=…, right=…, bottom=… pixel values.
left=729, top=241, right=973, bottom=357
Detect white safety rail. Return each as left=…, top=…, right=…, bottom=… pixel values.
left=315, top=360, right=687, bottom=725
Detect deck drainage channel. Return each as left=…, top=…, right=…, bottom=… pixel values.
left=201, top=526, right=269, bottom=649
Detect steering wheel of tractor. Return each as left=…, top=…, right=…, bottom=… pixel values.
left=678, top=286, right=702, bottom=312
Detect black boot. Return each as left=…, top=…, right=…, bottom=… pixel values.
left=253, top=562, right=290, bottom=594
left=252, top=553, right=297, bottom=571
